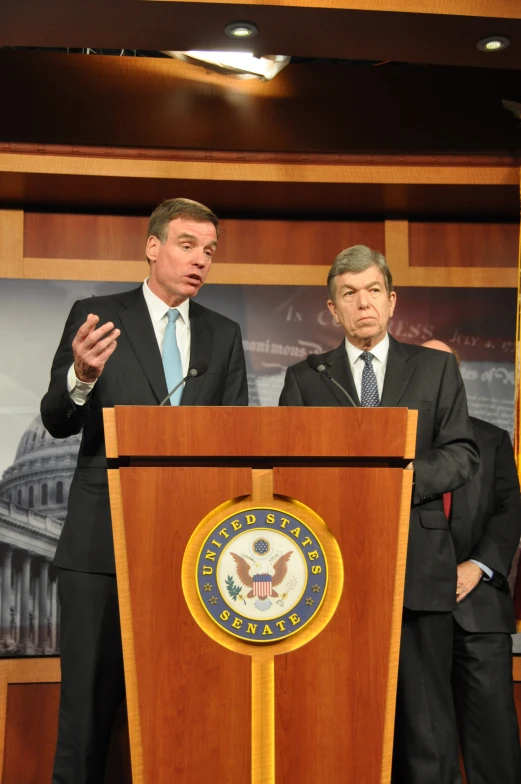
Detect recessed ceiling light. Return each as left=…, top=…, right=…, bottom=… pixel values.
left=225, top=21, right=258, bottom=39
left=477, top=35, right=510, bottom=52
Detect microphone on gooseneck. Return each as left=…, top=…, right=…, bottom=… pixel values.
left=159, top=359, right=209, bottom=407
left=306, top=353, right=358, bottom=407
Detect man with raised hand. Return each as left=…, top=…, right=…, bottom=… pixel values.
left=42, top=198, right=248, bottom=784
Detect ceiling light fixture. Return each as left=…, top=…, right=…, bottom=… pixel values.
left=477, top=35, right=510, bottom=52
left=225, top=21, right=258, bottom=39
left=165, top=51, right=290, bottom=81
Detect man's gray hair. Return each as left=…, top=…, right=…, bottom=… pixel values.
left=327, top=244, right=393, bottom=300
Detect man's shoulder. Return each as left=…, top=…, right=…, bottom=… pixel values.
left=389, top=336, right=450, bottom=366
left=73, top=286, right=142, bottom=311
left=470, top=416, right=510, bottom=443
left=286, top=344, right=342, bottom=377
left=189, top=300, right=240, bottom=331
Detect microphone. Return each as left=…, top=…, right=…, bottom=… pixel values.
left=159, top=359, right=209, bottom=406
left=306, top=353, right=358, bottom=407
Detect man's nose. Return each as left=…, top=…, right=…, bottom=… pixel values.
left=193, top=249, right=207, bottom=267
left=357, top=290, right=370, bottom=307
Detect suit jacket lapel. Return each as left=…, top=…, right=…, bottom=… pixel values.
left=117, top=287, right=169, bottom=404
left=181, top=301, right=213, bottom=405
left=380, top=335, right=415, bottom=407
left=326, top=342, right=360, bottom=407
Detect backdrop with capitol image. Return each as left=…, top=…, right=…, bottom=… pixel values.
left=0, top=278, right=516, bottom=656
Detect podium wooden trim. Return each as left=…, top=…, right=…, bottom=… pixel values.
left=104, top=405, right=417, bottom=784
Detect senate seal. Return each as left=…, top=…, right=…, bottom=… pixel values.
left=195, top=507, right=328, bottom=643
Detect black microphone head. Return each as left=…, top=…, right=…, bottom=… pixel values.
left=306, top=353, right=326, bottom=373
left=306, top=353, right=321, bottom=371
left=189, top=359, right=209, bottom=378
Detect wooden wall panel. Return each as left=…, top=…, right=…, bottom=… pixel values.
left=24, top=214, right=148, bottom=262
left=1, top=685, right=132, bottom=784
left=0, top=211, right=23, bottom=277
left=19, top=211, right=518, bottom=287
left=23, top=213, right=385, bottom=266
left=409, top=222, right=519, bottom=268
left=2, top=683, right=60, bottom=784
left=216, top=220, right=385, bottom=265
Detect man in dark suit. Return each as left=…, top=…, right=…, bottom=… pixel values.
left=279, top=245, right=479, bottom=784
left=422, top=339, right=521, bottom=784
left=41, top=198, right=248, bottom=784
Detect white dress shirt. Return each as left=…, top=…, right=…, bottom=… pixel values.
left=67, top=279, right=191, bottom=405
left=344, top=332, right=390, bottom=402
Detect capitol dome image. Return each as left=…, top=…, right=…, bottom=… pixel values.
left=0, top=415, right=80, bottom=655
left=0, top=414, right=80, bottom=519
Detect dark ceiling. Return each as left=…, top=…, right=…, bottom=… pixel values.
left=1, top=1, right=521, bottom=217
left=2, top=0, right=521, bottom=68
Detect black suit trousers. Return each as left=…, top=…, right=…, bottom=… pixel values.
left=452, top=619, right=521, bottom=784
left=52, top=569, right=125, bottom=784
left=392, top=608, right=461, bottom=784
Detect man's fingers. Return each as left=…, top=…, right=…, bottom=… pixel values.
left=75, top=314, right=100, bottom=340
left=89, top=329, right=120, bottom=355
left=82, top=322, right=119, bottom=350
left=72, top=315, right=120, bottom=382
left=96, top=340, right=119, bottom=363
left=74, top=316, right=120, bottom=349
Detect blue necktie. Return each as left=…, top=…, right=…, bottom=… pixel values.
left=360, top=352, right=380, bottom=407
left=162, top=309, right=183, bottom=406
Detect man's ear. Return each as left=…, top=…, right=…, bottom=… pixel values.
left=327, top=298, right=339, bottom=324
left=146, top=235, right=160, bottom=263
left=389, top=291, right=397, bottom=317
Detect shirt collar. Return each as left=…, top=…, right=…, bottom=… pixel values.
left=142, top=279, right=190, bottom=326
left=345, top=332, right=389, bottom=365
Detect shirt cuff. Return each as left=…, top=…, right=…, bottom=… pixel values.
left=469, top=559, right=494, bottom=581
left=67, top=363, right=96, bottom=406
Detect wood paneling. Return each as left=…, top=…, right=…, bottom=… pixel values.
left=142, top=0, right=521, bottom=15
left=0, top=211, right=23, bottom=278
left=2, top=171, right=518, bottom=220
left=0, top=646, right=517, bottom=781
left=24, top=214, right=148, bottom=262
left=212, top=220, right=385, bottom=264
left=16, top=212, right=519, bottom=287
left=13, top=258, right=520, bottom=287
left=272, top=466, right=406, bottom=783
left=116, top=466, right=252, bottom=783
left=24, top=213, right=384, bottom=264
left=2, top=153, right=516, bottom=187
left=2, top=683, right=60, bottom=784
left=409, top=222, right=519, bottom=268
left=113, top=406, right=413, bottom=459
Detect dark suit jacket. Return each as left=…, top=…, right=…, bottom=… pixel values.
left=41, top=286, right=248, bottom=574
left=451, top=417, right=520, bottom=634
left=279, top=335, right=479, bottom=611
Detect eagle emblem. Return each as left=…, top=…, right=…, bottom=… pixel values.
left=230, top=550, right=293, bottom=610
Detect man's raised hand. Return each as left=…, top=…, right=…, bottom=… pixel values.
left=72, top=314, right=120, bottom=382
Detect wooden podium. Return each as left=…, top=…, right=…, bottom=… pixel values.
left=104, top=405, right=417, bottom=784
